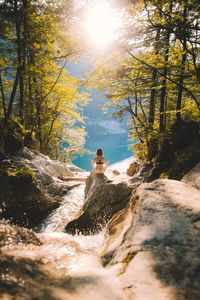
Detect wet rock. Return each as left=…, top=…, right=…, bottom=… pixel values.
left=0, top=220, right=41, bottom=247
left=0, top=148, right=87, bottom=229
left=182, top=161, right=200, bottom=190
left=112, top=169, right=121, bottom=176
left=65, top=173, right=133, bottom=235
left=20, top=147, right=74, bottom=181
left=0, top=160, right=56, bottom=228
left=102, top=179, right=200, bottom=300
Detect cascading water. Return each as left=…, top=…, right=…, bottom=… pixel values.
left=37, top=183, right=125, bottom=299
left=40, top=185, right=85, bottom=232
left=1, top=180, right=126, bottom=299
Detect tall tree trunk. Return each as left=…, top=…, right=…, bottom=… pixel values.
left=176, top=0, right=188, bottom=122
left=149, top=67, right=157, bottom=127
left=15, top=0, right=24, bottom=124
left=0, top=73, right=7, bottom=118
left=6, top=68, right=20, bottom=120
left=149, top=27, right=161, bottom=127
left=176, top=49, right=187, bottom=122
left=159, top=33, right=170, bottom=133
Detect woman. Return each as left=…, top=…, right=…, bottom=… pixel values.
left=91, top=148, right=108, bottom=173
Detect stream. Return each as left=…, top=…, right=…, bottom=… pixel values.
left=1, top=183, right=125, bottom=300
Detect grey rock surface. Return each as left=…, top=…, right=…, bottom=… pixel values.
left=65, top=173, right=133, bottom=235
left=182, top=162, right=200, bottom=190
left=0, top=148, right=84, bottom=229
left=102, top=179, right=200, bottom=300
left=0, top=160, right=56, bottom=228
left=126, top=161, right=140, bottom=176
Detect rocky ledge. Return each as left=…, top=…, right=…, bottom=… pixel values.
left=0, top=148, right=86, bottom=229
left=101, top=167, right=200, bottom=300
left=65, top=172, right=134, bottom=235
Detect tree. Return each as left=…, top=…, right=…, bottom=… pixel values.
left=0, top=0, right=89, bottom=160
left=86, top=0, right=200, bottom=176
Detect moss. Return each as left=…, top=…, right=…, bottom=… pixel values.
left=160, top=172, right=169, bottom=179
left=0, top=163, right=36, bottom=181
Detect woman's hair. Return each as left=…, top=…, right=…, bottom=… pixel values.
left=96, top=148, right=103, bottom=156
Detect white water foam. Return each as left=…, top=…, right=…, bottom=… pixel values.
left=40, top=185, right=85, bottom=232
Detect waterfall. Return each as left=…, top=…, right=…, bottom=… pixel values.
left=0, top=155, right=127, bottom=299
left=40, top=185, right=85, bottom=232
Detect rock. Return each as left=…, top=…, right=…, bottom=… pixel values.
left=0, top=148, right=87, bottom=229
left=0, top=220, right=41, bottom=247
left=102, top=179, right=200, bottom=300
left=112, top=170, right=120, bottom=176
left=138, top=162, right=153, bottom=178
left=4, top=133, right=23, bottom=155
left=20, top=147, right=73, bottom=180
left=182, top=162, right=200, bottom=190
left=65, top=173, right=133, bottom=235
left=0, top=161, right=56, bottom=228
left=67, top=163, right=85, bottom=172
left=127, top=161, right=140, bottom=176
left=21, top=147, right=36, bottom=160
left=136, top=161, right=161, bottom=182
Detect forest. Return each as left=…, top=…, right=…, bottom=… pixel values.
left=0, top=0, right=200, bottom=179
left=0, top=1, right=200, bottom=299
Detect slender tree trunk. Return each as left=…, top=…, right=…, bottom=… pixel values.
left=176, top=0, right=188, bottom=122
left=15, top=0, right=25, bottom=124
left=159, top=31, right=170, bottom=133
left=0, top=73, right=7, bottom=118
left=149, top=68, right=157, bottom=126
left=44, top=112, right=59, bottom=152
left=176, top=49, right=187, bottom=122
left=37, top=112, right=43, bottom=152
left=149, top=27, right=161, bottom=127
left=6, top=68, right=20, bottom=120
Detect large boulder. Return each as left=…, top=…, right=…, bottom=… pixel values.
left=0, top=148, right=86, bottom=229
left=102, top=179, right=200, bottom=300
left=126, top=160, right=140, bottom=176
left=182, top=162, right=200, bottom=190
left=20, top=147, right=74, bottom=182
left=65, top=173, right=133, bottom=235
left=0, top=160, right=56, bottom=228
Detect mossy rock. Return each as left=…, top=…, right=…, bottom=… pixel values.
left=0, top=161, right=55, bottom=228
left=1, top=162, right=36, bottom=181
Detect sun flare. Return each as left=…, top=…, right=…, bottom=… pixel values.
left=85, top=1, right=122, bottom=47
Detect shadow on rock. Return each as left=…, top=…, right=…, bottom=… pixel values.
left=65, top=173, right=133, bottom=235
left=102, top=179, right=200, bottom=299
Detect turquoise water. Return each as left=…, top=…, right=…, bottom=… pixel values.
left=73, top=133, right=134, bottom=171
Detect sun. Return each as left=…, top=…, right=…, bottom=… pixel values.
left=85, top=1, right=122, bottom=47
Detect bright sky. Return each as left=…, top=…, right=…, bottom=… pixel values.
left=85, top=1, right=122, bottom=48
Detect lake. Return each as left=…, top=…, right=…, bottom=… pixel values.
left=73, top=132, right=134, bottom=171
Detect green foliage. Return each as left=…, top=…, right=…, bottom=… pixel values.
left=0, top=0, right=89, bottom=161
left=86, top=0, right=200, bottom=178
